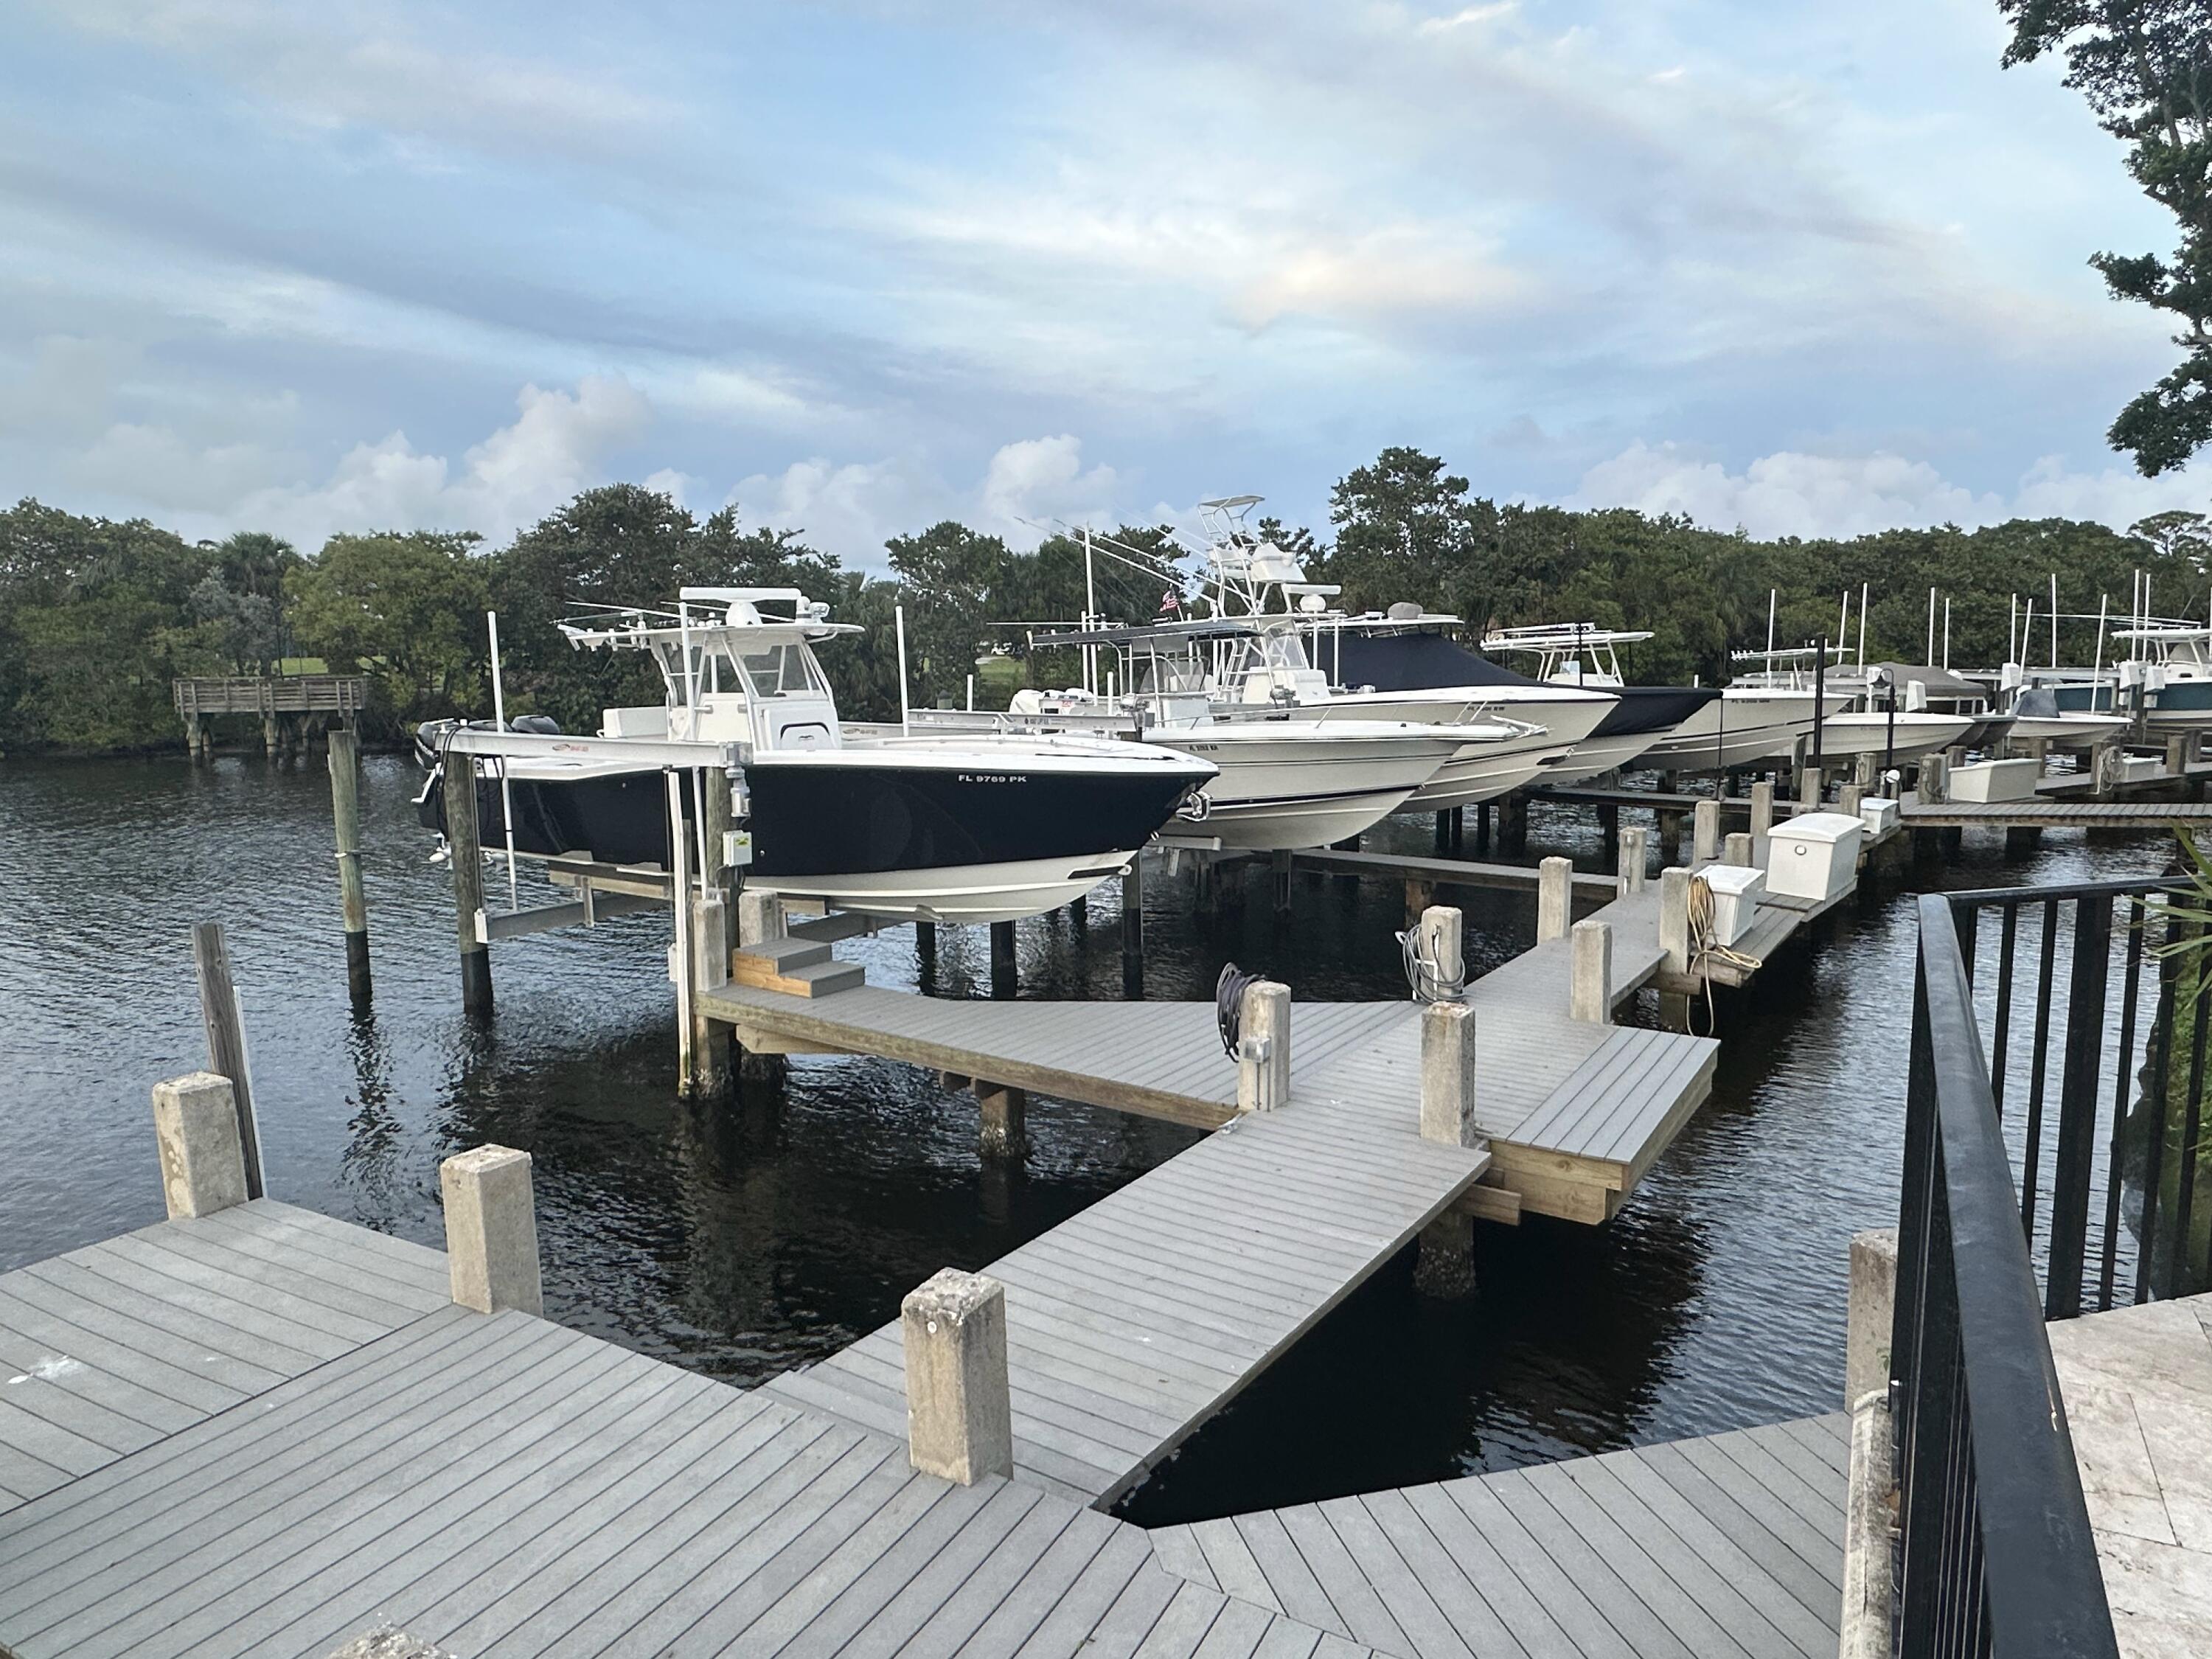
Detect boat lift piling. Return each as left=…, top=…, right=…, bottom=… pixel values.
left=326, top=726, right=371, bottom=1004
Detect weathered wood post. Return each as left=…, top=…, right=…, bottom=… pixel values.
left=1837, top=782, right=1863, bottom=822
left=151, top=1073, right=249, bottom=1219
left=734, top=889, right=787, bottom=1083
left=192, top=921, right=265, bottom=1200
left=901, top=1268, right=1013, bottom=1484
left=689, top=878, right=731, bottom=1096
left=1655, top=807, right=1683, bottom=861
left=990, top=921, right=1017, bottom=998
left=1692, top=798, right=1720, bottom=863
left=1658, top=866, right=1692, bottom=977
left=1234, top=980, right=1291, bottom=1113
left=1419, top=1001, right=1477, bottom=1147
left=1433, top=810, right=1453, bottom=853
left=440, top=1145, right=543, bottom=1315
left=1416, top=905, right=1463, bottom=999
left=1852, top=750, right=1877, bottom=790
left=1919, top=754, right=1948, bottom=805
left=1405, top=876, right=1435, bottom=926
left=1536, top=856, right=1573, bottom=943
left=1597, top=801, right=1620, bottom=862
left=1798, top=765, right=1823, bottom=810
left=1570, top=919, right=1613, bottom=1024
left=1750, top=780, right=1775, bottom=844
left=978, top=1084, right=1027, bottom=1160
left=183, top=711, right=205, bottom=761
left=1617, top=825, right=1649, bottom=894
left=2027, top=735, right=2051, bottom=773
left=1270, top=849, right=1293, bottom=914
left=327, top=728, right=371, bottom=1003
left=2166, top=733, right=2188, bottom=779
left=262, top=709, right=280, bottom=762
left=1120, top=855, right=1144, bottom=992
left=442, top=752, right=493, bottom=1014
left=1723, top=832, right=1753, bottom=868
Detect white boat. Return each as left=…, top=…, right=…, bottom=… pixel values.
left=2110, top=625, right=2212, bottom=733
left=414, top=588, right=1216, bottom=924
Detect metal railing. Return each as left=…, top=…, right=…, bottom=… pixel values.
left=1891, top=892, right=2118, bottom=1657
left=1946, top=874, right=2212, bottom=1310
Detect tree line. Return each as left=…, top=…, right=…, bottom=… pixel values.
left=3, top=446, right=2208, bottom=754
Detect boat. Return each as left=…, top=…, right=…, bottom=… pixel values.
left=414, top=588, right=1216, bottom=924
left=914, top=622, right=1479, bottom=849
left=1728, top=648, right=1975, bottom=764
left=1484, top=625, right=1818, bottom=771
left=2110, top=625, right=2212, bottom=733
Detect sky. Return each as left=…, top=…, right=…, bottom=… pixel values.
left=1, top=0, right=2207, bottom=567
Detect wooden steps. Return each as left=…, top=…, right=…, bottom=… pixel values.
left=728, top=936, right=866, bottom=998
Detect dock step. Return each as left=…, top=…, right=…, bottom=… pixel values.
left=729, top=941, right=866, bottom=997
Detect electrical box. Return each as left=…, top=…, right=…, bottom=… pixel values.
left=723, top=829, right=754, bottom=869
left=1860, top=796, right=1901, bottom=836
left=1950, top=759, right=2039, bottom=802
left=1699, top=865, right=1764, bottom=946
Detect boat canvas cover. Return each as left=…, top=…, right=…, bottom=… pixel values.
left=1320, top=631, right=1714, bottom=735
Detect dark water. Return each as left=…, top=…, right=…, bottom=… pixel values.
left=0, top=754, right=2172, bottom=1524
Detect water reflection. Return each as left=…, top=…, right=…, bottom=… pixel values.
left=0, top=756, right=2177, bottom=1525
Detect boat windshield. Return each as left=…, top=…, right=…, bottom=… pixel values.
left=726, top=641, right=827, bottom=698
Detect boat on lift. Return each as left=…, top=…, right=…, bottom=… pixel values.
left=914, top=618, right=1481, bottom=849
left=1483, top=625, right=1819, bottom=771
left=1728, top=648, right=1977, bottom=763
left=414, top=588, right=1216, bottom=923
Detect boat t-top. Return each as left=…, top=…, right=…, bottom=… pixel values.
left=415, top=588, right=1216, bottom=923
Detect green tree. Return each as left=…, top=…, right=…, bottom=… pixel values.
left=2001, top=2, right=2212, bottom=472
left=886, top=521, right=1008, bottom=709
left=287, top=531, right=490, bottom=735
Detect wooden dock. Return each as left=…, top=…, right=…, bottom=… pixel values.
left=0, top=1195, right=1852, bottom=1659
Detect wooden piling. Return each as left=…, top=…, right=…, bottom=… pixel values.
left=442, top=751, right=493, bottom=1014
left=990, top=920, right=1017, bottom=997
left=1750, top=779, right=1775, bottom=843
left=1270, top=849, right=1293, bottom=913
left=1120, top=855, right=1144, bottom=993
left=1724, top=832, right=1753, bottom=867
left=1570, top=920, right=1613, bottom=1024
left=1433, top=810, right=1452, bottom=853
left=1658, top=867, right=1691, bottom=977
left=1618, top=826, right=1649, bottom=894
left=1235, top=981, right=1292, bottom=1113
left=978, top=1083, right=1027, bottom=1159
left=1405, top=877, right=1435, bottom=925
left=324, top=728, right=372, bottom=1002
left=1692, top=799, right=1719, bottom=863
left=1536, top=857, right=1573, bottom=943
left=192, top=921, right=265, bottom=1200
left=1919, top=754, right=1948, bottom=805
left=1656, top=807, right=1683, bottom=860
left=1837, top=783, right=1863, bottom=822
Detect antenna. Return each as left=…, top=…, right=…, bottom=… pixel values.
left=2049, top=572, right=2059, bottom=668
left=486, top=610, right=518, bottom=912
left=1857, top=582, right=1868, bottom=671
left=894, top=602, right=912, bottom=737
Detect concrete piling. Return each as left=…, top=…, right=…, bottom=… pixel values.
left=1235, top=979, right=1292, bottom=1113
left=1536, top=857, right=1573, bottom=943
left=1658, top=866, right=1692, bottom=976
left=1570, top=920, right=1613, bottom=1024
left=151, top=1072, right=249, bottom=1220
left=1722, top=832, right=1753, bottom=868
left=1419, top=1001, right=1478, bottom=1147
left=1919, top=754, right=1948, bottom=805
left=900, top=1268, right=1014, bottom=1484
left=1692, top=799, right=1720, bottom=863
left=327, top=728, right=372, bottom=1003
left=1617, top=826, right=1649, bottom=894
left=1416, top=905, right=1464, bottom=1000
left=1750, top=780, right=1775, bottom=843
left=1845, top=1228, right=1899, bottom=1407
left=439, top=1145, right=543, bottom=1317
left=1837, top=782, right=1863, bottom=822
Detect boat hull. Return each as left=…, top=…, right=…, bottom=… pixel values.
left=1640, top=692, right=1819, bottom=769
left=1155, top=726, right=1462, bottom=849
left=1804, top=712, right=1978, bottom=763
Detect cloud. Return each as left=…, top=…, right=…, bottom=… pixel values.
left=1573, top=439, right=2212, bottom=539
left=729, top=455, right=958, bottom=567
left=980, top=436, right=1120, bottom=543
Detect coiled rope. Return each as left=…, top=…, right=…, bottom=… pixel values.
left=1686, top=871, right=1764, bottom=1034
left=1394, top=924, right=1466, bottom=1004
left=1216, top=962, right=1262, bottom=1058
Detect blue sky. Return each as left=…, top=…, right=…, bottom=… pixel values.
left=1, top=0, right=2204, bottom=565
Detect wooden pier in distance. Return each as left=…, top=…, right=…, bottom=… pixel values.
left=173, top=674, right=366, bottom=760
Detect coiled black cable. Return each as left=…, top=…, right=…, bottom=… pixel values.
left=1216, top=962, right=1261, bottom=1058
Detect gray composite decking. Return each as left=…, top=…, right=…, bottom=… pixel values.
left=1147, top=1416, right=1851, bottom=1659
left=0, top=1203, right=1366, bottom=1659
left=0, top=1200, right=448, bottom=1514
left=764, top=1063, right=1495, bottom=1506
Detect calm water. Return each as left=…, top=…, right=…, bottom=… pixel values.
left=0, top=754, right=2171, bottom=1523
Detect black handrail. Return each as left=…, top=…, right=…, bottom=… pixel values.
left=1892, top=893, right=2118, bottom=1658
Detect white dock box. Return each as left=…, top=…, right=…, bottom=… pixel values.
left=1766, top=812, right=1863, bottom=902
left=1698, top=865, right=1764, bottom=946
left=2121, top=754, right=2160, bottom=783
left=1860, top=796, right=1900, bottom=836
left=1950, top=759, right=2040, bottom=802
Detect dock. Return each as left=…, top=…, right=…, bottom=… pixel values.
left=0, top=1189, right=1852, bottom=1659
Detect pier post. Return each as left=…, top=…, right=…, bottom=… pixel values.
left=2167, top=734, right=2188, bottom=779
left=1416, top=905, right=1464, bottom=999
left=1722, top=832, right=1753, bottom=868
left=990, top=921, right=1017, bottom=997
left=1837, top=782, right=1863, bottom=822
left=439, top=1145, right=543, bottom=1316
left=442, top=754, right=493, bottom=1015
left=977, top=1084, right=1027, bottom=1160
left=2006, top=824, right=2043, bottom=857
left=735, top=891, right=787, bottom=1082
left=1413, top=1213, right=1477, bottom=1300
left=1120, top=855, right=1144, bottom=993
left=1658, top=866, right=1692, bottom=976
left=1852, top=751, right=1877, bottom=790
left=1597, top=801, right=1620, bottom=862
left=1617, top=825, right=1649, bottom=894
left=1750, top=780, right=1775, bottom=843
left=1433, top=810, right=1452, bottom=853
left=1270, top=849, right=1293, bottom=914
left=262, top=710, right=280, bottom=762
left=1919, top=754, right=1947, bottom=805
left=2027, top=735, right=2051, bottom=773
left=1570, top=920, right=1613, bottom=1023
left=1798, top=766, right=1823, bottom=810
left=1536, top=857, right=1573, bottom=942
left=151, top=1073, right=248, bottom=1220
left=1405, top=877, right=1434, bottom=926
left=1691, top=799, right=1719, bottom=863
left=900, top=1268, right=1013, bottom=1484
left=1655, top=808, right=1683, bottom=860
left=327, top=728, right=372, bottom=1003
left=1419, top=1001, right=1478, bottom=1146
left=1846, top=1228, right=1899, bottom=1407
left=689, top=888, right=731, bottom=1094
left=184, top=711, right=204, bottom=761
left=1475, top=802, right=1492, bottom=852
left=1235, top=980, right=1292, bottom=1113
left=192, top=921, right=265, bottom=1200
left=1068, top=894, right=1086, bottom=930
